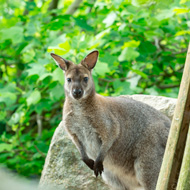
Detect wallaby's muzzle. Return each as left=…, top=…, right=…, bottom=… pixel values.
left=72, top=87, right=83, bottom=99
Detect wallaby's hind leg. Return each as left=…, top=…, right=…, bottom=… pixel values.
left=134, top=151, right=163, bottom=190
left=102, top=169, right=129, bottom=190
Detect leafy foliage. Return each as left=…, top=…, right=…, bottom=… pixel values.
left=0, top=0, right=189, bottom=178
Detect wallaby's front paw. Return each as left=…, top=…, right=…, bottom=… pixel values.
left=94, top=160, right=104, bottom=177
left=83, top=158, right=94, bottom=170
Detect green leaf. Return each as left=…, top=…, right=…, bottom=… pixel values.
left=0, top=92, right=17, bottom=106
left=139, top=41, right=157, bottom=55
left=27, top=90, right=41, bottom=106
left=26, top=63, right=46, bottom=77
left=94, top=62, right=110, bottom=76
left=47, top=47, right=67, bottom=55
left=58, top=41, right=71, bottom=54
left=131, top=0, right=156, bottom=7
left=0, top=84, right=17, bottom=107
left=38, top=73, right=52, bottom=82
left=180, top=0, right=188, bottom=4
left=113, top=80, right=133, bottom=95
left=35, top=99, right=52, bottom=114
left=74, top=17, right=94, bottom=31
left=156, top=9, right=174, bottom=21
left=50, top=84, right=64, bottom=101
left=122, top=40, right=140, bottom=49
left=130, top=68, right=148, bottom=79
left=118, top=47, right=140, bottom=62
left=52, top=68, right=64, bottom=85
left=0, top=143, right=13, bottom=152
left=0, top=110, right=6, bottom=121
left=95, top=28, right=111, bottom=40
left=103, top=11, right=117, bottom=27
left=173, top=8, right=190, bottom=15
left=0, top=26, right=24, bottom=44
left=175, top=30, right=190, bottom=36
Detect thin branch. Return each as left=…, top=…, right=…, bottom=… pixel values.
left=99, top=76, right=135, bottom=83
left=157, top=84, right=180, bottom=89
left=34, top=145, right=46, bottom=158
left=66, top=0, right=83, bottom=15
left=36, top=114, right=42, bottom=137
left=48, top=0, right=59, bottom=11
left=87, top=0, right=96, bottom=13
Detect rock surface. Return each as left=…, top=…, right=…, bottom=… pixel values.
left=0, top=168, right=38, bottom=190
left=39, top=95, right=177, bottom=190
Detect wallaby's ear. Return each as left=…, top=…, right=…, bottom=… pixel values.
left=82, top=50, right=99, bottom=70
left=50, top=53, right=71, bottom=71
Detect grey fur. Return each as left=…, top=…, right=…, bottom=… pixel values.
left=51, top=51, right=171, bottom=190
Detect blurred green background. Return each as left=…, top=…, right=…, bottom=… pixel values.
left=0, top=0, right=189, bottom=180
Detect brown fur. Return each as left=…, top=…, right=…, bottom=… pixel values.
left=51, top=51, right=171, bottom=190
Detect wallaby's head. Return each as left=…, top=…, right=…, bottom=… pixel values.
left=51, top=50, right=99, bottom=100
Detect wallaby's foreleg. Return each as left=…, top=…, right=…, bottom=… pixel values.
left=94, top=122, right=120, bottom=177
left=72, top=134, right=94, bottom=170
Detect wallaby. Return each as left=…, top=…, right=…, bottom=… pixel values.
left=50, top=50, right=171, bottom=190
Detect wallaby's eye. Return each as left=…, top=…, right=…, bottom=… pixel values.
left=67, top=78, right=71, bottom=82
left=84, top=77, right=88, bottom=83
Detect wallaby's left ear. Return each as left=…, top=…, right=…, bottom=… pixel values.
left=82, top=50, right=99, bottom=70
left=50, top=53, right=71, bottom=71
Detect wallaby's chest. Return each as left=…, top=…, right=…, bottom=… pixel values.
left=63, top=109, right=101, bottom=159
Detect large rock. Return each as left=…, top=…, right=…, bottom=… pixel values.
left=39, top=95, right=177, bottom=190
left=0, top=168, right=38, bottom=190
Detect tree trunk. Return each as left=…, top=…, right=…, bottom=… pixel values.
left=156, top=43, right=190, bottom=190
left=176, top=124, right=190, bottom=189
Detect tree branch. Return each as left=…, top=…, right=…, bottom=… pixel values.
left=48, top=0, right=59, bottom=11
left=66, top=0, right=83, bottom=15
left=156, top=84, right=180, bottom=89
left=34, top=145, right=46, bottom=158
left=36, top=114, right=42, bottom=137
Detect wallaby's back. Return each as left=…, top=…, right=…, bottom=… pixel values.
left=100, top=96, right=170, bottom=190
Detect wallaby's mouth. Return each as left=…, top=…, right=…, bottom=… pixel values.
left=72, top=88, right=83, bottom=99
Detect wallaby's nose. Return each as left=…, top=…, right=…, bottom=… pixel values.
left=72, top=88, right=83, bottom=99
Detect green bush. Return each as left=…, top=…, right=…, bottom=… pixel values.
left=0, top=0, right=189, bottom=178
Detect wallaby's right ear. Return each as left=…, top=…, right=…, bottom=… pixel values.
left=50, top=53, right=71, bottom=71
left=81, top=50, right=99, bottom=70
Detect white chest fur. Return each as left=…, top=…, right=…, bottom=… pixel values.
left=63, top=111, right=101, bottom=160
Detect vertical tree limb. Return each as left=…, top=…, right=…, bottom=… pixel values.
left=156, top=43, right=190, bottom=190
left=176, top=125, right=190, bottom=189
left=37, top=114, right=42, bottom=137
left=66, top=0, right=83, bottom=15
left=48, top=0, right=59, bottom=11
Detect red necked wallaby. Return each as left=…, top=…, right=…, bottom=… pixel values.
left=50, top=51, right=171, bottom=190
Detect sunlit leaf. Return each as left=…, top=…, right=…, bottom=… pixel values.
left=118, top=47, right=140, bottom=61
left=0, top=143, right=13, bottom=152
left=58, top=41, right=71, bottom=54
left=27, top=90, right=41, bottom=106
left=175, top=30, right=190, bottom=36
left=0, top=26, right=24, bottom=44
left=156, top=8, right=174, bottom=21
left=103, top=11, right=117, bottom=27
left=94, top=62, right=110, bottom=76
left=52, top=68, right=64, bottom=85
left=122, top=40, right=140, bottom=49
left=173, top=8, right=190, bottom=15
left=180, top=0, right=188, bottom=4
left=26, top=63, right=46, bottom=76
